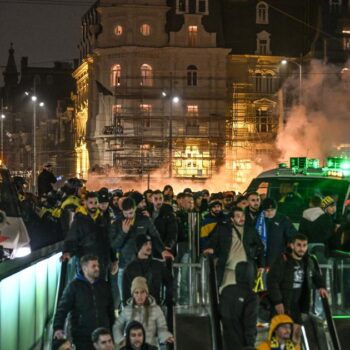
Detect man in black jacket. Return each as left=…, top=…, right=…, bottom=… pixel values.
left=267, top=233, right=328, bottom=327
left=37, top=163, right=57, bottom=197
left=122, top=234, right=173, bottom=304
left=245, top=192, right=261, bottom=229
left=220, top=261, right=259, bottom=350
left=61, top=192, right=115, bottom=278
left=148, top=189, right=178, bottom=252
left=53, top=255, right=115, bottom=350
left=204, top=207, right=264, bottom=291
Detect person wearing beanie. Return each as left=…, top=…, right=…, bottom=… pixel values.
left=200, top=198, right=225, bottom=251
left=110, top=197, right=173, bottom=305
left=120, top=321, right=158, bottom=350
left=299, top=195, right=336, bottom=248
left=115, top=277, right=174, bottom=348
left=98, top=188, right=117, bottom=228
left=130, top=191, right=147, bottom=210
left=256, top=197, right=297, bottom=267
left=122, top=234, right=173, bottom=305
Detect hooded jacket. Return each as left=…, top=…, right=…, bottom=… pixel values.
left=299, top=207, right=334, bottom=244
left=115, top=296, right=172, bottom=347
left=53, top=271, right=115, bottom=340
left=120, top=321, right=158, bottom=350
left=219, top=262, right=259, bottom=350
left=257, top=314, right=301, bottom=350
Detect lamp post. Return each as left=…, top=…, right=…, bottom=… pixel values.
left=281, top=59, right=302, bottom=103
left=1, top=102, right=5, bottom=160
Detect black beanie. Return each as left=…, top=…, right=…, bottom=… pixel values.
left=135, top=234, right=152, bottom=252
left=261, top=197, right=277, bottom=210
left=129, top=191, right=144, bottom=206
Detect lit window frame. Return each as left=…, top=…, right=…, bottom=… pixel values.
left=140, top=64, right=153, bottom=87
left=140, top=24, right=151, bottom=36
left=114, top=25, right=123, bottom=37
left=188, top=26, right=198, bottom=47
left=110, top=64, right=122, bottom=87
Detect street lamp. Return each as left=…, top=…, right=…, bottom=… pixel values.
left=281, top=59, right=302, bottom=103
left=0, top=113, right=5, bottom=160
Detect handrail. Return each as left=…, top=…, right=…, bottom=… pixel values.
left=206, top=254, right=223, bottom=350
left=311, top=255, right=342, bottom=350
left=0, top=241, right=63, bottom=281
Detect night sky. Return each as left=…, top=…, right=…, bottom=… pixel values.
left=0, top=0, right=95, bottom=83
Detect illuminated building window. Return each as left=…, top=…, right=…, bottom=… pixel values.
left=113, top=104, right=122, bottom=117
left=256, top=2, right=269, bottom=24
left=256, top=108, right=273, bottom=133
left=188, top=26, right=198, bottom=47
left=187, top=65, right=198, bottom=86
left=177, top=0, right=187, bottom=13
left=140, top=64, right=153, bottom=87
left=111, top=64, right=121, bottom=86
left=255, top=31, right=271, bottom=55
left=114, top=25, right=123, bottom=36
left=140, top=104, right=152, bottom=128
left=187, top=105, right=198, bottom=116
left=140, top=24, right=151, bottom=36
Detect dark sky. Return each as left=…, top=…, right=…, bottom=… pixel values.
left=0, top=0, right=95, bottom=83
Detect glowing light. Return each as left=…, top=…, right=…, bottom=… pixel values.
left=172, top=96, right=180, bottom=104
left=24, top=91, right=29, bottom=96
left=39, top=102, right=44, bottom=107
left=162, top=91, right=167, bottom=97
left=281, top=59, right=288, bottom=65
left=1, top=114, right=5, bottom=119
left=31, top=96, right=37, bottom=102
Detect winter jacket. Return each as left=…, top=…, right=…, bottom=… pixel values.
left=267, top=253, right=325, bottom=314
left=257, top=314, right=301, bottom=350
left=264, top=213, right=297, bottom=266
left=115, top=296, right=173, bottom=347
left=299, top=207, right=335, bottom=244
left=123, top=257, right=173, bottom=305
left=63, top=208, right=112, bottom=269
left=206, top=220, right=265, bottom=286
left=244, top=208, right=260, bottom=229
left=220, top=262, right=259, bottom=350
left=53, top=272, right=115, bottom=340
left=200, top=211, right=226, bottom=251
left=176, top=209, right=189, bottom=243
left=59, top=195, right=83, bottom=236
left=111, top=213, right=165, bottom=268
left=149, top=204, right=178, bottom=250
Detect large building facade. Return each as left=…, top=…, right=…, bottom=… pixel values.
left=73, top=0, right=350, bottom=186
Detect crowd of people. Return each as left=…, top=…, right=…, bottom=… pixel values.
left=7, top=163, right=350, bottom=350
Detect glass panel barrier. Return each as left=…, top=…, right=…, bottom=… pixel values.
left=0, top=243, right=62, bottom=350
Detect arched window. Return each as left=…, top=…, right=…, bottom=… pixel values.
left=140, top=24, right=151, bottom=36
left=256, top=2, right=269, bottom=24
left=140, top=64, right=153, bottom=87
left=111, top=64, right=121, bottom=86
left=255, top=73, right=262, bottom=92
left=114, top=25, right=123, bottom=36
left=187, top=65, right=198, bottom=86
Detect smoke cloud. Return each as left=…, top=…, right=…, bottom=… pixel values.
left=276, top=59, right=350, bottom=162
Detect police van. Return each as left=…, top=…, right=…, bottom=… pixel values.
left=245, top=157, right=350, bottom=223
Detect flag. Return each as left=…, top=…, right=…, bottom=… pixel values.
left=96, top=80, right=114, bottom=96
left=256, top=212, right=267, bottom=255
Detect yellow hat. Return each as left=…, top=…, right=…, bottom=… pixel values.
left=321, top=196, right=335, bottom=210
left=131, top=276, right=149, bottom=295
